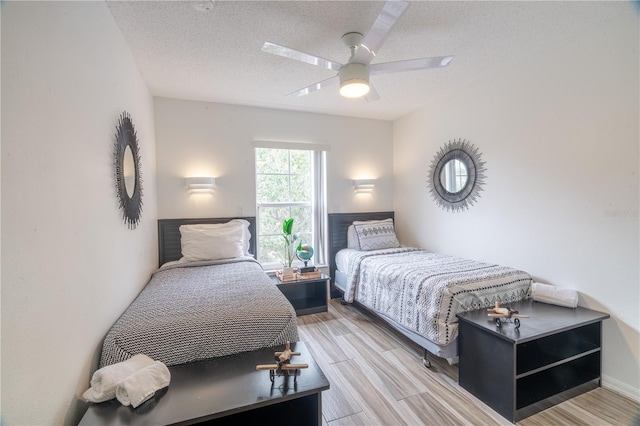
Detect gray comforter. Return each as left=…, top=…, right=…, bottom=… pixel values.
left=99, top=257, right=298, bottom=367
left=342, top=247, right=532, bottom=345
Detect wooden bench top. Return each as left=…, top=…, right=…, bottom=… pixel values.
left=79, top=341, right=329, bottom=425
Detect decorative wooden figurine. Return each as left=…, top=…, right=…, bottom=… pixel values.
left=487, top=301, right=529, bottom=329
left=256, top=341, right=308, bottom=382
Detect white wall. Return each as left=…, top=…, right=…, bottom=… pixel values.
left=154, top=98, right=393, bottom=219
left=2, top=2, right=157, bottom=424
left=393, top=2, right=639, bottom=401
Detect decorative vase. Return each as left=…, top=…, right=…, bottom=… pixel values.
left=282, top=267, right=296, bottom=278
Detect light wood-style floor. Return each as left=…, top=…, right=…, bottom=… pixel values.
left=297, top=299, right=640, bottom=426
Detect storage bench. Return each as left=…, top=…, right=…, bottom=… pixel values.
left=457, top=300, right=609, bottom=423
left=79, top=341, right=329, bottom=425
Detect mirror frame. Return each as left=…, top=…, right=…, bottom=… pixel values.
left=114, top=111, right=143, bottom=229
left=428, top=139, right=486, bottom=212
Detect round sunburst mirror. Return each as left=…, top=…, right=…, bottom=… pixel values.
left=428, top=139, right=486, bottom=212
left=114, top=111, right=143, bottom=229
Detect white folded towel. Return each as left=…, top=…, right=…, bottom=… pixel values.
left=82, top=354, right=154, bottom=403
left=531, top=282, right=579, bottom=308
left=115, top=361, right=171, bottom=408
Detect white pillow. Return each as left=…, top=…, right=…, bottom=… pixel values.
left=352, top=218, right=400, bottom=251
left=184, top=220, right=251, bottom=255
left=179, top=224, right=245, bottom=262
left=347, top=225, right=360, bottom=250
left=348, top=219, right=395, bottom=250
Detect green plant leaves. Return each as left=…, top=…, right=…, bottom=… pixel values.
left=282, top=218, right=294, bottom=236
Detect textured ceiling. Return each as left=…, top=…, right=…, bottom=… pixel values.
left=107, top=0, right=617, bottom=121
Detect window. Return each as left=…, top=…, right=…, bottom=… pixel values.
left=255, top=145, right=327, bottom=270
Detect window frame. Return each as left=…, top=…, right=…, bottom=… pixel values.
left=254, top=142, right=327, bottom=271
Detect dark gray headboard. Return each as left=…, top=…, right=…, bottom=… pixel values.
left=157, top=217, right=257, bottom=266
left=328, top=211, right=394, bottom=298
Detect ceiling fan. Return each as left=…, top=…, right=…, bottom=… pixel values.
left=261, top=0, right=453, bottom=101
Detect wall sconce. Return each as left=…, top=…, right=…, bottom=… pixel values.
left=353, top=179, right=376, bottom=193
left=185, top=177, right=216, bottom=193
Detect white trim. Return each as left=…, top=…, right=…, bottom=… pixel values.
left=253, top=139, right=330, bottom=152
left=313, top=151, right=327, bottom=265
left=602, top=374, right=640, bottom=403
left=258, top=202, right=311, bottom=208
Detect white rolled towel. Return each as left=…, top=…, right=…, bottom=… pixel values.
left=115, top=361, right=171, bottom=408
left=531, top=282, right=579, bottom=308
left=82, top=354, right=154, bottom=403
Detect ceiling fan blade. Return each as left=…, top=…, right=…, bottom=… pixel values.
left=365, top=84, right=381, bottom=102
left=286, top=75, right=339, bottom=98
left=262, top=42, right=342, bottom=71
left=352, top=0, right=410, bottom=64
left=370, top=56, right=454, bottom=75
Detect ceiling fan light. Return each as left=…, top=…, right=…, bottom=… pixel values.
left=340, top=80, right=370, bottom=98
left=339, top=63, right=370, bottom=98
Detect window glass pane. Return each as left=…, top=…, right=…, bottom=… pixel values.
left=256, top=175, right=289, bottom=203
left=256, top=147, right=322, bottom=267
left=290, top=150, right=311, bottom=174
left=258, top=235, right=286, bottom=264
left=259, top=206, right=292, bottom=235
left=290, top=174, right=311, bottom=202
left=256, top=148, right=288, bottom=174
left=291, top=206, right=312, bottom=236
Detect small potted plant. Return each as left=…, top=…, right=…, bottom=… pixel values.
left=280, top=218, right=299, bottom=279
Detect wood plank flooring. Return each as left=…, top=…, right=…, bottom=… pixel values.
left=297, top=299, right=640, bottom=426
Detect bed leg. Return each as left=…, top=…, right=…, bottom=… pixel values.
left=422, top=349, right=432, bottom=368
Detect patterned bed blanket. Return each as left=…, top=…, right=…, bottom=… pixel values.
left=342, top=247, right=532, bottom=345
left=99, top=257, right=299, bottom=367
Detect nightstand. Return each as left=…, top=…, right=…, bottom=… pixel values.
left=457, top=300, right=609, bottom=423
left=271, top=273, right=329, bottom=316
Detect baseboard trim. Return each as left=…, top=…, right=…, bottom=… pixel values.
left=602, top=374, right=640, bottom=403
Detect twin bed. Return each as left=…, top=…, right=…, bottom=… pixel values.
left=328, top=212, right=532, bottom=364
left=99, top=217, right=298, bottom=368
left=99, top=213, right=532, bottom=371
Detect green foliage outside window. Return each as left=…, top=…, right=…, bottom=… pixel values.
left=256, top=148, right=313, bottom=265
